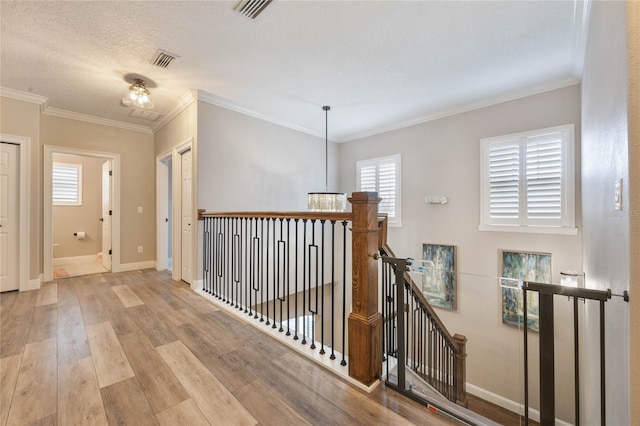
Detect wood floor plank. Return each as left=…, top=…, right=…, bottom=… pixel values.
left=35, top=284, right=58, bottom=307
left=157, top=340, right=258, bottom=426
left=27, top=304, right=58, bottom=344
left=155, top=399, right=209, bottom=426
left=126, top=305, right=177, bottom=347
left=111, top=285, right=144, bottom=308
left=57, top=298, right=91, bottom=367
left=0, top=354, right=22, bottom=426
left=58, top=357, right=108, bottom=426
left=169, top=322, right=257, bottom=393
left=6, top=338, right=57, bottom=426
left=233, top=379, right=312, bottom=426
left=75, top=283, right=109, bottom=326
left=119, top=331, right=189, bottom=413
left=100, top=377, right=158, bottom=426
left=86, top=322, right=135, bottom=388
left=0, top=291, right=37, bottom=358
left=95, top=291, right=140, bottom=336
left=27, top=413, right=57, bottom=426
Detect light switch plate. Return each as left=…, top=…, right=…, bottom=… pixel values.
left=614, top=179, right=623, bottom=210
left=138, top=206, right=143, bottom=213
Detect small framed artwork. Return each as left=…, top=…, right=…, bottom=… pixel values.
left=422, top=244, right=456, bottom=310
left=500, top=250, right=552, bottom=332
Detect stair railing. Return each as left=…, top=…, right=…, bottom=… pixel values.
left=380, top=253, right=468, bottom=408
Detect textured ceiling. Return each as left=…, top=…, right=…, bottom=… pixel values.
left=0, top=1, right=589, bottom=141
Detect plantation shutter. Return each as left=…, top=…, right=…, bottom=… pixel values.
left=488, top=139, right=520, bottom=222
left=525, top=132, right=563, bottom=221
left=52, top=162, right=82, bottom=205
left=357, top=154, right=401, bottom=225
left=377, top=157, right=397, bottom=218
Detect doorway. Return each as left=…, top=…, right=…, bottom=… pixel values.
left=44, top=146, right=121, bottom=282
left=156, top=138, right=193, bottom=285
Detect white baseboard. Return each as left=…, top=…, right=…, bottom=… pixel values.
left=467, top=383, right=573, bottom=426
left=53, top=254, right=98, bottom=266
left=119, top=260, right=157, bottom=272
left=22, top=276, right=41, bottom=291
left=192, top=279, right=203, bottom=292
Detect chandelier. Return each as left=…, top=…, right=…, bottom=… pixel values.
left=121, top=78, right=154, bottom=109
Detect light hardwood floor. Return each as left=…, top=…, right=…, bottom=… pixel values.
left=0, top=269, right=455, bottom=426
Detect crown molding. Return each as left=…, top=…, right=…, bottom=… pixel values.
left=152, top=90, right=198, bottom=133
left=0, top=87, right=49, bottom=108
left=43, top=107, right=153, bottom=133
left=193, top=89, right=324, bottom=140
left=338, top=78, right=581, bottom=143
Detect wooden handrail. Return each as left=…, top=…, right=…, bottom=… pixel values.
left=199, top=210, right=354, bottom=221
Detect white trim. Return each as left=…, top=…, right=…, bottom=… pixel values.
left=53, top=255, right=99, bottom=266
left=152, top=90, right=197, bottom=133
left=0, top=87, right=48, bottom=106
left=43, top=107, right=153, bottom=134
left=339, top=79, right=580, bottom=143
left=44, top=145, right=121, bottom=282
left=156, top=150, right=172, bottom=272
left=193, top=90, right=324, bottom=140
left=27, top=277, right=41, bottom=291
left=570, top=0, right=592, bottom=80
left=166, top=138, right=194, bottom=283
left=119, top=260, right=157, bottom=272
left=466, top=383, right=573, bottom=426
left=1, top=134, right=31, bottom=292
left=478, top=224, right=578, bottom=235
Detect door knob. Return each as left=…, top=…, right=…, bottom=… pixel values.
left=99, top=218, right=104, bottom=222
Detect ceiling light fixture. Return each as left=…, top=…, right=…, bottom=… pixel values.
left=121, top=78, right=154, bottom=109
left=307, top=106, right=347, bottom=212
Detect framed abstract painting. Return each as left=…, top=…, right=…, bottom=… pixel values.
left=500, top=250, right=552, bottom=332
left=422, top=244, right=456, bottom=310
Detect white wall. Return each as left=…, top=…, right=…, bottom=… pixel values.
left=581, top=1, right=630, bottom=424
left=338, top=85, right=583, bottom=422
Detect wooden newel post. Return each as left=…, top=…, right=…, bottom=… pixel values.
left=453, top=333, right=468, bottom=407
left=348, top=192, right=383, bottom=386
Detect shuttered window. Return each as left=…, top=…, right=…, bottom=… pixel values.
left=480, top=125, right=575, bottom=232
left=356, top=154, right=401, bottom=226
left=52, top=162, right=82, bottom=206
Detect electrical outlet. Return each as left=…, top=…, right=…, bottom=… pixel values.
left=137, top=246, right=143, bottom=253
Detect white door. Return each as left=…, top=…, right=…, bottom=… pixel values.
left=0, top=143, right=19, bottom=292
left=101, top=161, right=112, bottom=270
left=181, top=149, right=192, bottom=284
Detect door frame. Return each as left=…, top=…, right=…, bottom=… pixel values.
left=0, top=134, right=30, bottom=291
left=156, top=138, right=193, bottom=282
left=156, top=150, right=171, bottom=272
left=43, top=145, right=121, bottom=282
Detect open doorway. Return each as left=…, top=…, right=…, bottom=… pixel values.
left=44, top=145, right=121, bottom=282
left=156, top=138, right=193, bottom=285
left=50, top=153, right=111, bottom=278
left=156, top=154, right=173, bottom=272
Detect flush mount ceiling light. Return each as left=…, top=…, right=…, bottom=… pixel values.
left=307, top=106, right=347, bottom=212
left=121, top=78, right=154, bottom=109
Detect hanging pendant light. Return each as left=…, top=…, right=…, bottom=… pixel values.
left=307, top=106, right=347, bottom=212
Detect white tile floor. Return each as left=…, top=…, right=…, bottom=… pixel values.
left=53, top=255, right=109, bottom=278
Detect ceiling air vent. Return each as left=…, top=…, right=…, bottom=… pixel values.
left=150, top=50, right=177, bottom=69
left=236, top=0, right=272, bottom=20
left=129, top=108, right=162, bottom=121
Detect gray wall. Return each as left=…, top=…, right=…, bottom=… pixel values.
left=581, top=1, right=630, bottom=423
left=196, top=101, right=338, bottom=212
left=337, top=84, right=583, bottom=422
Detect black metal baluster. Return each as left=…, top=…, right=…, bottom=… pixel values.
left=259, top=218, right=264, bottom=321
left=293, top=219, right=300, bottom=340
left=284, top=219, right=291, bottom=335
left=340, top=220, right=347, bottom=366
left=320, top=219, right=326, bottom=354
left=309, top=220, right=318, bottom=350
left=301, top=219, right=307, bottom=345
left=330, top=220, right=336, bottom=360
